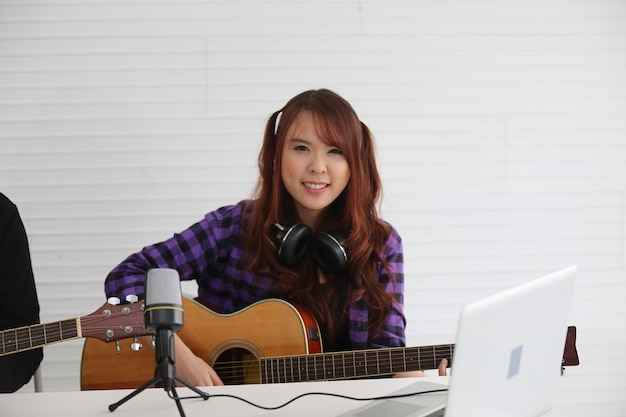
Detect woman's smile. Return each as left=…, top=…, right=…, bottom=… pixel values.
left=303, top=181, right=329, bottom=191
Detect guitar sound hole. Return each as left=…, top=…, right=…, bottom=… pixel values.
left=213, top=348, right=260, bottom=385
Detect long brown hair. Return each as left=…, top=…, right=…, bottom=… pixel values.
left=246, top=89, right=396, bottom=338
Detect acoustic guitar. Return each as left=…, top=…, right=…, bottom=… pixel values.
left=80, top=297, right=579, bottom=391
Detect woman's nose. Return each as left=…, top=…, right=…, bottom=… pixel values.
left=308, top=153, right=327, bottom=173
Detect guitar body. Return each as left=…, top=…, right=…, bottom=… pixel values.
left=80, top=297, right=322, bottom=390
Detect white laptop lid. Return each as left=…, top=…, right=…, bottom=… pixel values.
left=445, top=265, right=576, bottom=417
left=336, top=265, right=576, bottom=417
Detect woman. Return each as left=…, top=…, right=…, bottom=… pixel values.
left=105, top=89, right=446, bottom=386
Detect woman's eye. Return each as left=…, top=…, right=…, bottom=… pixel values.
left=294, top=145, right=309, bottom=152
left=329, top=148, right=343, bottom=155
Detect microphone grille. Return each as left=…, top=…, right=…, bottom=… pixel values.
left=145, top=268, right=182, bottom=307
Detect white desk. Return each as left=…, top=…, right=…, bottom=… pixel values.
left=1, top=377, right=449, bottom=417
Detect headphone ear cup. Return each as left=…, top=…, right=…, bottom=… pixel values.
left=311, top=232, right=348, bottom=274
left=272, top=223, right=312, bottom=267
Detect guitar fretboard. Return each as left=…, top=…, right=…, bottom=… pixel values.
left=259, top=344, right=454, bottom=383
left=0, top=319, right=80, bottom=355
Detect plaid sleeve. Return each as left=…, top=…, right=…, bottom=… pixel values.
left=104, top=202, right=245, bottom=302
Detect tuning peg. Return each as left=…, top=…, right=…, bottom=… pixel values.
left=115, top=339, right=121, bottom=354
left=125, top=294, right=139, bottom=303
left=107, top=296, right=121, bottom=306
left=130, top=337, right=143, bottom=351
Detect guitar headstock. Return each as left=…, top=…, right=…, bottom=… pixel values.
left=80, top=301, right=148, bottom=343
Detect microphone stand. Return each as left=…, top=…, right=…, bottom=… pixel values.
left=108, top=329, right=209, bottom=417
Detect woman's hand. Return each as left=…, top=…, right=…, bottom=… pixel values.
left=173, top=334, right=224, bottom=387
left=393, top=358, right=449, bottom=378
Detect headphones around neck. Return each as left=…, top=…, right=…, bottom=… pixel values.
left=271, top=223, right=348, bottom=274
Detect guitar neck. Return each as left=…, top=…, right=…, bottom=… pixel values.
left=0, top=318, right=81, bottom=356
left=259, top=344, right=454, bottom=384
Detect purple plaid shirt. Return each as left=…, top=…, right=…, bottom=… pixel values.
left=105, top=200, right=406, bottom=349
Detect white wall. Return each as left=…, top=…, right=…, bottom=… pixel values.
left=1, top=1, right=625, bottom=415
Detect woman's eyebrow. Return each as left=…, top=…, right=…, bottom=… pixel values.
left=288, top=137, right=311, bottom=144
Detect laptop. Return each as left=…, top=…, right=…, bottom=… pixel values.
left=338, top=265, right=577, bottom=417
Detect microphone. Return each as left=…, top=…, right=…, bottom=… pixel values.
left=144, top=268, right=184, bottom=392
left=145, top=268, right=184, bottom=333
left=109, top=268, right=209, bottom=415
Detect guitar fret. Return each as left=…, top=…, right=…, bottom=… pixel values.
left=2, top=329, right=17, bottom=353
left=316, top=354, right=324, bottom=380
left=264, top=358, right=270, bottom=383
left=404, top=347, right=416, bottom=371
left=260, top=359, right=267, bottom=383
left=341, top=351, right=346, bottom=379
left=28, top=324, right=44, bottom=348
left=270, top=357, right=277, bottom=383
left=433, top=346, right=437, bottom=364
left=45, top=322, right=61, bottom=345
left=314, top=354, right=320, bottom=380
left=375, top=350, right=379, bottom=375
left=31, top=325, right=43, bottom=350
left=281, top=357, right=286, bottom=383
left=287, top=357, right=292, bottom=383
left=416, top=346, right=422, bottom=370
left=324, top=352, right=333, bottom=379
left=305, top=355, right=313, bottom=381
left=344, top=351, right=355, bottom=378
left=60, top=319, right=78, bottom=340
left=378, top=349, right=389, bottom=374
left=393, top=348, right=405, bottom=373
left=17, top=327, right=30, bottom=351
left=313, top=354, right=322, bottom=381
left=402, top=348, right=407, bottom=372
left=298, top=356, right=302, bottom=381
left=355, top=350, right=365, bottom=376
left=273, top=357, right=279, bottom=383
left=294, top=356, right=302, bottom=383
left=304, top=354, right=310, bottom=381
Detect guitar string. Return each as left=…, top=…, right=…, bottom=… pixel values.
left=209, top=348, right=453, bottom=382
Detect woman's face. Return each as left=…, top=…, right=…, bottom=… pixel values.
left=280, top=112, right=351, bottom=226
